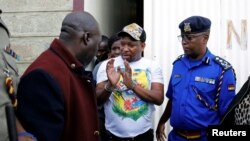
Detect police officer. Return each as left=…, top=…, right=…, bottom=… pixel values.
left=156, top=16, right=236, bottom=141
left=0, top=9, right=19, bottom=141
left=0, top=10, right=36, bottom=141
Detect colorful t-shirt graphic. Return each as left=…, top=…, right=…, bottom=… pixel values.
left=113, top=69, right=150, bottom=120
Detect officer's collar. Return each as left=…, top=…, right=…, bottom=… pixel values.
left=185, top=49, right=212, bottom=68
left=201, top=49, right=212, bottom=65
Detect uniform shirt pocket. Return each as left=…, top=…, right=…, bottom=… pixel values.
left=193, top=76, right=217, bottom=93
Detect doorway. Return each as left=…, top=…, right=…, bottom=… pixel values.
left=84, top=0, right=144, bottom=37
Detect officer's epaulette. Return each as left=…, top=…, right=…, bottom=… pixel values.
left=172, top=54, right=184, bottom=64
left=4, top=47, right=21, bottom=61
left=213, top=56, right=232, bottom=70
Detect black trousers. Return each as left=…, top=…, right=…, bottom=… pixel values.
left=105, top=129, right=153, bottom=141
left=99, top=117, right=106, bottom=141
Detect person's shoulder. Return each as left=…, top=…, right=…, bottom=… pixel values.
left=94, top=61, right=103, bottom=69
left=140, top=58, right=163, bottom=71
left=140, top=57, right=151, bottom=62
left=172, top=54, right=185, bottom=65
left=97, top=58, right=111, bottom=71
left=112, top=56, right=124, bottom=66
left=213, top=56, right=233, bottom=70
left=140, top=57, right=158, bottom=65
left=213, top=56, right=236, bottom=80
left=2, top=51, right=18, bottom=75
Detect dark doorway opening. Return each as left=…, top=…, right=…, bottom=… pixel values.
left=100, top=0, right=144, bottom=55
left=106, top=0, right=144, bottom=55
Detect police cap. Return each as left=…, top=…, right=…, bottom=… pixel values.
left=179, top=16, right=211, bottom=34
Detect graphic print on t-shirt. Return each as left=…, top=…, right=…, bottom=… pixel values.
left=112, top=68, right=150, bottom=121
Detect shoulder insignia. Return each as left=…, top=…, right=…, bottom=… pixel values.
left=213, top=56, right=232, bottom=70
left=173, top=54, right=184, bottom=64
left=1, top=51, right=19, bottom=76
left=4, top=45, right=21, bottom=61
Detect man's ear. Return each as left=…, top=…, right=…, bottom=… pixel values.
left=81, top=32, right=90, bottom=46
left=141, top=42, right=146, bottom=51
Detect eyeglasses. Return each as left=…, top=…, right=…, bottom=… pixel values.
left=177, top=33, right=206, bottom=42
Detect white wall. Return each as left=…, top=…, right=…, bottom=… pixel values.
left=84, top=0, right=109, bottom=35
left=144, top=0, right=250, bottom=140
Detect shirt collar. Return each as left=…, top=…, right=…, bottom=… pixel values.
left=49, top=39, right=86, bottom=74
left=183, top=48, right=213, bottom=68
left=201, top=49, right=213, bottom=65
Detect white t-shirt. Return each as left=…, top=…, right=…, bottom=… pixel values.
left=97, top=56, right=164, bottom=137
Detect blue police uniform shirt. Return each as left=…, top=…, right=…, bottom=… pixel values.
left=166, top=49, right=236, bottom=131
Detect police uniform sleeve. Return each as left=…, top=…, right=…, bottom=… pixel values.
left=213, top=57, right=236, bottom=116
left=166, top=55, right=183, bottom=99
left=218, top=68, right=236, bottom=116
left=166, top=76, right=173, bottom=100
left=16, top=69, right=64, bottom=141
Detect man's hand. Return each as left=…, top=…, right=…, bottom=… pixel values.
left=18, top=136, right=37, bottom=141
left=156, top=122, right=166, bottom=141
left=120, top=60, right=134, bottom=89
left=106, top=59, right=120, bottom=87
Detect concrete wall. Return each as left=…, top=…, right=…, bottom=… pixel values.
left=0, top=0, right=72, bottom=74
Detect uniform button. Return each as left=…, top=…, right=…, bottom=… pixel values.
left=94, top=130, right=100, bottom=136
left=87, top=80, right=91, bottom=83
left=71, top=64, right=76, bottom=69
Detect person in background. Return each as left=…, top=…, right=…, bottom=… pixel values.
left=0, top=9, right=36, bottom=141
left=16, top=11, right=101, bottom=141
left=95, top=35, right=109, bottom=65
left=96, top=23, right=164, bottom=141
left=220, top=76, right=250, bottom=125
left=108, top=33, right=121, bottom=58
left=156, top=16, right=236, bottom=141
left=86, top=35, right=109, bottom=72
left=92, top=35, right=110, bottom=80
left=93, top=33, right=122, bottom=81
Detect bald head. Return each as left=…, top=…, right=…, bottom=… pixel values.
left=60, top=11, right=99, bottom=42
left=59, top=11, right=101, bottom=67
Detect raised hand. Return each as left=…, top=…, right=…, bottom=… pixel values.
left=120, top=60, right=134, bottom=89
left=106, top=58, right=121, bottom=87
